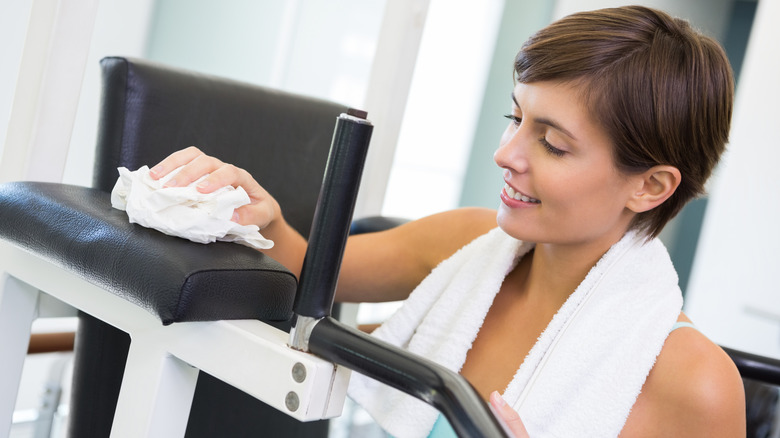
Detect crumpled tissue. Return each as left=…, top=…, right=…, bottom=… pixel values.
left=111, top=165, right=273, bottom=249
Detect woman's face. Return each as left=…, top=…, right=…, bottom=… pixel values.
left=494, top=81, right=640, bottom=248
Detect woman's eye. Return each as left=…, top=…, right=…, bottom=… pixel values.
left=540, top=137, right=565, bottom=157
left=503, top=114, right=522, bottom=126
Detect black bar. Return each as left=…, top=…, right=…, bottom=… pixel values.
left=309, top=317, right=510, bottom=438
left=293, top=111, right=373, bottom=319
left=294, top=110, right=507, bottom=436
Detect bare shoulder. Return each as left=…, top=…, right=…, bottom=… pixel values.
left=623, top=316, right=746, bottom=437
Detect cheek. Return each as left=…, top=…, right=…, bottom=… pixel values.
left=573, top=175, right=632, bottom=216
left=535, top=163, right=576, bottom=199
left=542, top=167, right=619, bottom=211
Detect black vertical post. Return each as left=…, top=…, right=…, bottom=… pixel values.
left=290, top=110, right=510, bottom=437
left=292, top=109, right=373, bottom=320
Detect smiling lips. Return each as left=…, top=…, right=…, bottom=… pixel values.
left=503, top=184, right=541, bottom=204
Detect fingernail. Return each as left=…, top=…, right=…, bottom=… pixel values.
left=491, top=391, right=506, bottom=407
left=151, top=165, right=163, bottom=175
left=196, top=179, right=210, bottom=190
left=163, top=179, right=177, bottom=188
left=231, top=211, right=239, bottom=222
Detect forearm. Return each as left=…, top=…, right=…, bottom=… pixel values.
left=259, top=211, right=307, bottom=278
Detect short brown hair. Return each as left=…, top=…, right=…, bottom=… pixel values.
left=514, top=6, right=734, bottom=237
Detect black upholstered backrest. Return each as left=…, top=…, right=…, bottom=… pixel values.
left=68, top=57, right=343, bottom=438
left=93, top=57, right=347, bottom=238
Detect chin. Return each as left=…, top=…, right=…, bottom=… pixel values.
left=496, top=210, right=536, bottom=243
left=496, top=209, right=571, bottom=245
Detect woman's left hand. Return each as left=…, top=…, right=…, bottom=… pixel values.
left=489, top=391, right=530, bottom=438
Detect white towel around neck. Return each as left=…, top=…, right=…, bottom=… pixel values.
left=348, top=227, right=682, bottom=438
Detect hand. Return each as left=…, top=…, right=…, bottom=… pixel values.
left=149, top=146, right=278, bottom=229
left=490, top=391, right=529, bottom=438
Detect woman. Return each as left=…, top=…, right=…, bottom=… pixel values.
left=150, top=6, right=744, bottom=437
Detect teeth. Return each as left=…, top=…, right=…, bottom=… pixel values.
left=504, top=184, right=540, bottom=203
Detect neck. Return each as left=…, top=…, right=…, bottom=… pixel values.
left=523, top=229, right=630, bottom=309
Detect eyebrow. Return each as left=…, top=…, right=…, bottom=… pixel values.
left=511, top=92, right=578, bottom=141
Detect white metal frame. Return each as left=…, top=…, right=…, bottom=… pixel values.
left=0, top=240, right=350, bottom=438
left=0, top=0, right=99, bottom=184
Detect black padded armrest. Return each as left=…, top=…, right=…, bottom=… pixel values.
left=723, top=346, right=780, bottom=386
left=0, top=182, right=296, bottom=325
left=349, top=216, right=409, bottom=235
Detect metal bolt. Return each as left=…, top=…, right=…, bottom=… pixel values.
left=292, top=362, right=307, bottom=383
left=285, top=391, right=300, bottom=412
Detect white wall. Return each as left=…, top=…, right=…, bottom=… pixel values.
left=143, top=0, right=384, bottom=114
left=144, top=0, right=287, bottom=87
left=686, top=0, right=780, bottom=358
left=380, top=0, right=504, bottom=218
left=62, top=0, right=156, bottom=187
left=0, top=1, right=33, bottom=169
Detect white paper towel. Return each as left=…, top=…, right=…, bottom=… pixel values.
left=111, top=165, right=273, bottom=249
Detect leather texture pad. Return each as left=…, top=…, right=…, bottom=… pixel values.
left=0, top=181, right=296, bottom=324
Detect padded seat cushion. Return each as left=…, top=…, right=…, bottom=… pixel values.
left=0, top=181, right=296, bottom=325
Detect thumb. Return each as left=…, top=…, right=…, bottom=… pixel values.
left=489, top=391, right=529, bottom=438
left=232, top=201, right=274, bottom=229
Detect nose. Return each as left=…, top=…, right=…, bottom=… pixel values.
left=493, top=124, right=529, bottom=174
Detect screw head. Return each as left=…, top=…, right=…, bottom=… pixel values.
left=292, top=362, right=307, bottom=383
left=285, top=391, right=300, bottom=412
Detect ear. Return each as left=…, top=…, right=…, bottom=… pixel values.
left=626, top=165, right=681, bottom=213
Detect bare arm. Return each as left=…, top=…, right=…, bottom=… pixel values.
left=151, top=147, right=498, bottom=304
left=336, top=207, right=498, bottom=303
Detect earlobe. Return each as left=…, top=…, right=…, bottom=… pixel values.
left=626, top=166, right=681, bottom=213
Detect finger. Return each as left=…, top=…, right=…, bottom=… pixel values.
left=163, top=153, right=226, bottom=188
left=227, top=168, right=276, bottom=227
left=195, top=164, right=250, bottom=192
left=489, top=391, right=529, bottom=438
left=150, top=146, right=204, bottom=180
